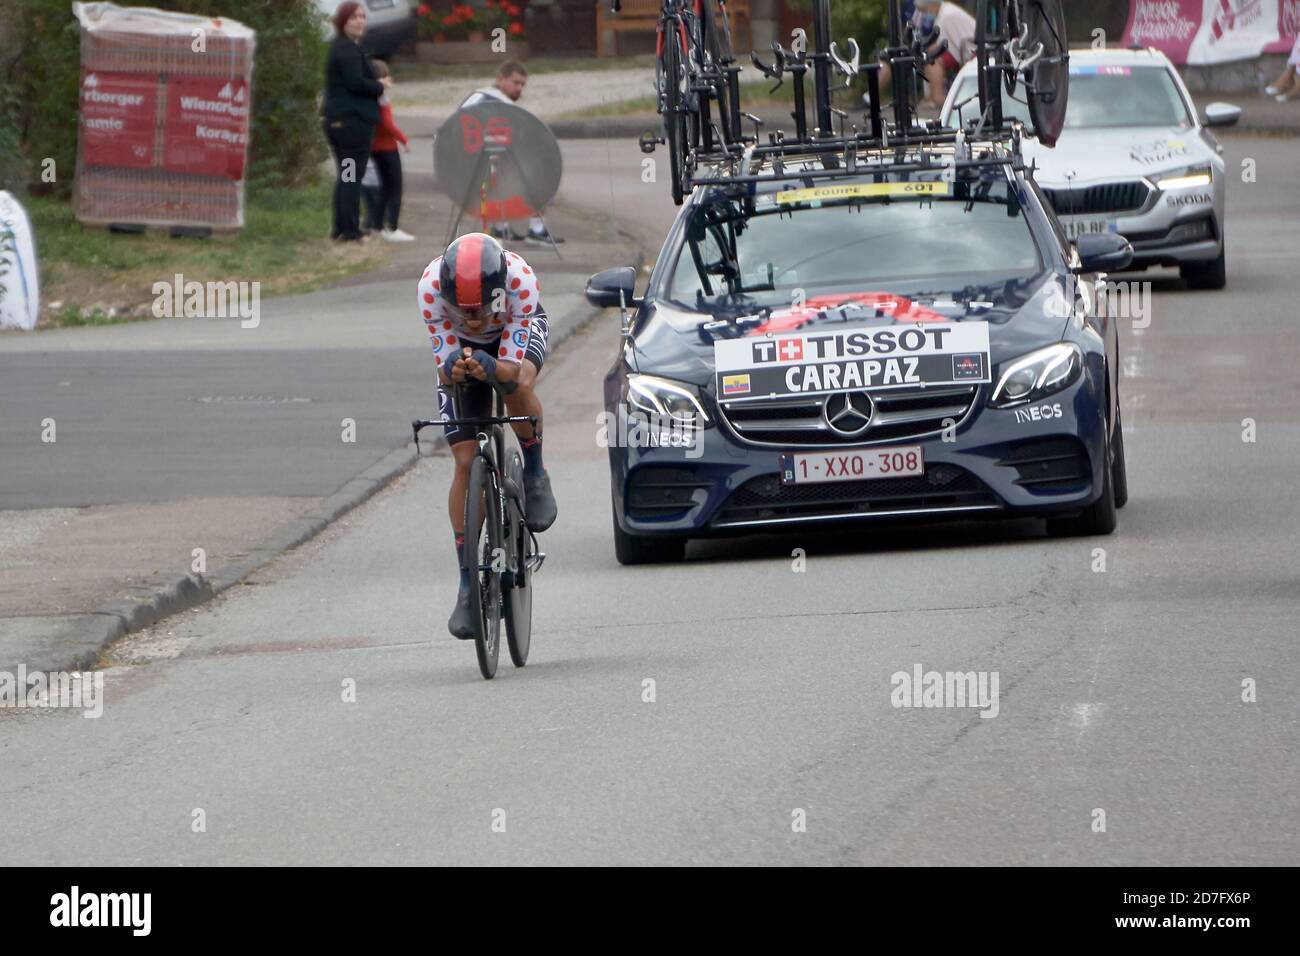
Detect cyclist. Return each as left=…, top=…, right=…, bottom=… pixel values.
left=417, top=232, right=557, bottom=638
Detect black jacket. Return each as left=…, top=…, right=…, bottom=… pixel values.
left=321, top=35, right=384, bottom=125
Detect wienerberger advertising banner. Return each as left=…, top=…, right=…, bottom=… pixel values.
left=1123, top=0, right=1299, bottom=64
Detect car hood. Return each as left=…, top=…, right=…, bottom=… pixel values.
left=628, top=275, right=1075, bottom=390
left=1024, top=126, right=1214, bottom=188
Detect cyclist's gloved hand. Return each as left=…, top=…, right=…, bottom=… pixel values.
left=441, top=350, right=462, bottom=382
left=468, top=349, right=498, bottom=382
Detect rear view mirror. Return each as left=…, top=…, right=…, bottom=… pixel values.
left=1203, top=102, right=1241, bottom=128
left=1074, top=232, right=1134, bottom=274
left=585, top=267, right=639, bottom=309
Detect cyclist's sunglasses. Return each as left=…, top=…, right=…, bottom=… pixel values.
left=448, top=302, right=495, bottom=323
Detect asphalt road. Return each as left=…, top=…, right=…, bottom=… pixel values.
left=1, top=136, right=1297, bottom=865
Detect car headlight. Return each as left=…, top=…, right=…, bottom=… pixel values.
left=625, top=374, right=712, bottom=428
left=990, top=343, right=1083, bottom=408
left=1154, top=164, right=1213, bottom=190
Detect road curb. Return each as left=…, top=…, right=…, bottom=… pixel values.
left=10, top=256, right=638, bottom=675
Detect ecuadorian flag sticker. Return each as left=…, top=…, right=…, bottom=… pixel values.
left=722, top=374, right=751, bottom=396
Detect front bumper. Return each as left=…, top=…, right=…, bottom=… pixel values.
left=610, top=374, right=1108, bottom=538
left=1115, top=210, right=1221, bottom=268
left=1053, top=179, right=1224, bottom=268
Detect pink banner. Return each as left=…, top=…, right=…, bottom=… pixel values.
left=1266, top=0, right=1300, bottom=52
left=1123, top=0, right=1298, bottom=64
left=1124, top=0, right=1201, bottom=64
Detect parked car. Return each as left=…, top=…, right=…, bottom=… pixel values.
left=314, top=0, right=416, bottom=59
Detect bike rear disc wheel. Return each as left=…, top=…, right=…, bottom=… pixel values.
left=1020, top=0, right=1069, bottom=147
left=465, top=456, right=501, bottom=680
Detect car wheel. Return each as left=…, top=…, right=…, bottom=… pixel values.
left=612, top=503, right=687, bottom=565
left=1111, top=406, right=1129, bottom=510
left=1046, top=431, right=1118, bottom=537
left=1180, top=245, right=1227, bottom=290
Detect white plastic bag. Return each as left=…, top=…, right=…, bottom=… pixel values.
left=0, top=191, right=40, bottom=331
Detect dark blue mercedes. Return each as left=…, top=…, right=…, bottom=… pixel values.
left=587, top=156, right=1132, bottom=564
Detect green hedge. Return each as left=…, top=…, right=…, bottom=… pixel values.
left=1, top=0, right=329, bottom=196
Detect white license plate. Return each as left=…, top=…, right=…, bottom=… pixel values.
left=780, top=445, right=925, bottom=485
left=1062, top=216, right=1117, bottom=241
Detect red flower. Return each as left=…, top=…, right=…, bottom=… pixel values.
left=509, top=21, right=524, bottom=35
left=417, top=2, right=431, bottom=14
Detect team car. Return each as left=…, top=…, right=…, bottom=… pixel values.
left=588, top=154, right=1132, bottom=563
left=940, top=47, right=1240, bottom=289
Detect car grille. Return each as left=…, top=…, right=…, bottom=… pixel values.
left=999, top=437, right=1091, bottom=492
left=625, top=466, right=711, bottom=520
left=712, top=464, right=999, bottom=527
left=1044, top=181, right=1152, bottom=215
left=718, top=385, right=978, bottom=447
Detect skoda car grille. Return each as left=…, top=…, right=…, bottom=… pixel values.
left=1043, top=180, right=1154, bottom=215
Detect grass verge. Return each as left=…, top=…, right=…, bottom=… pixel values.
left=27, top=175, right=387, bottom=329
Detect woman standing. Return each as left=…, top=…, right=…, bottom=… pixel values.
left=322, top=2, right=390, bottom=241
left=1265, top=37, right=1300, bottom=103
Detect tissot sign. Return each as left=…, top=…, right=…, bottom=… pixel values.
left=713, top=323, right=992, bottom=400
left=1123, top=0, right=1298, bottom=65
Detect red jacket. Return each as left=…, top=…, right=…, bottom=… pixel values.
left=372, top=101, right=408, bottom=152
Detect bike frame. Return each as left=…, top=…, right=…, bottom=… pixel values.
left=411, top=382, right=539, bottom=586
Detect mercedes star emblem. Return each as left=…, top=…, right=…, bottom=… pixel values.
left=823, top=391, right=874, bottom=437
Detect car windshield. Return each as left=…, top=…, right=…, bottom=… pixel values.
left=666, top=174, right=1043, bottom=309
left=949, top=65, right=1192, bottom=131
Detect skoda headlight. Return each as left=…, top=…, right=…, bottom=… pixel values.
left=990, top=343, right=1083, bottom=408
left=625, top=374, right=711, bottom=428
left=1154, top=164, right=1213, bottom=190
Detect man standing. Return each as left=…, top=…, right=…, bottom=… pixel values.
left=457, top=61, right=561, bottom=246
left=913, top=0, right=976, bottom=109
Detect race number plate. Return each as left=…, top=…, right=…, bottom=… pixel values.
left=1061, top=216, right=1118, bottom=241
left=780, top=445, right=925, bottom=485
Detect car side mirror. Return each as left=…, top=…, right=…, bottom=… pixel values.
left=1203, top=102, right=1241, bottom=128
left=585, top=266, right=640, bottom=309
left=1074, top=232, right=1134, bottom=274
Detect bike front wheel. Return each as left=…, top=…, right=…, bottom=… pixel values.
left=465, top=455, right=502, bottom=679
left=661, top=22, right=688, bottom=205
left=974, top=0, right=1009, bottom=130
